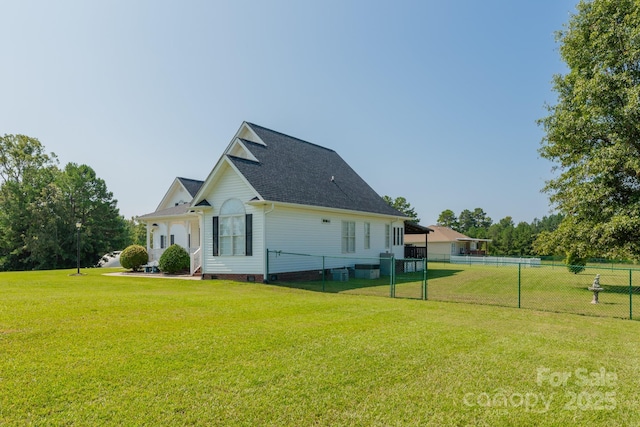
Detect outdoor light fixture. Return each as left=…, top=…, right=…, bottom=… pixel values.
left=76, top=222, right=82, bottom=275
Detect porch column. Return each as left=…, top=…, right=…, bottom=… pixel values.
left=146, top=222, right=151, bottom=255
left=184, top=220, right=191, bottom=251
left=198, top=211, right=205, bottom=273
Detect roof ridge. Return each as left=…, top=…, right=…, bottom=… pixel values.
left=177, top=176, right=204, bottom=183
left=246, top=122, right=336, bottom=153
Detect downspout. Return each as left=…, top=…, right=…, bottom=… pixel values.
left=263, top=203, right=275, bottom=283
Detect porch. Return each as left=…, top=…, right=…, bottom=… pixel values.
left=148, top=246, right=202, bottom=276
left=143, top=214, right=202, bottom=276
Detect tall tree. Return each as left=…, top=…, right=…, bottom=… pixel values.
left=538, top=0, right=640, bottom=260
left=437, top=209, right=458, bottom=229
left=0, top=135, right=59, bottom=270
left=54, top=163, right=130, bottom=268
left=127, top=217, right=148, bottom=247
left=457, top=209, right=474, bottom=233
left=457, top=208, right=492, bottom=236
left=513, top=222, right=535, bottom=256
left=472, top=208, right=492, bottom=230
left=0, top=134, right=131, bottom=270
left=383, top=196, right=420, bottom=223
left=531, top=214, right=564, bottom=234
left=488, top=217, right=516, bottom=255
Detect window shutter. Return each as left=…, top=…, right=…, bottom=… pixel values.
left=245, top=214, right=253, bottom=256
left=213, top=216, right=219, bottom=256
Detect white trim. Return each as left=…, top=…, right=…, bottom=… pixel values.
left=227, top=138, right=260, bottom=162
left=156, top=178, right=191, bottom=212
left=230, top=121, right=265, bottom=146
left=191, top=156, right=262, bottom=208
left=246, top=199, right=406, bottom=221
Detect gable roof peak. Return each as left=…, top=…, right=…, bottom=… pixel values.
left=245, top=122, right=336, bottom=154
left=176, top=177, right=205, bottom=198
left=225, top=122, right=404, bottom=217
left=232, top=121, right=265, bottom=146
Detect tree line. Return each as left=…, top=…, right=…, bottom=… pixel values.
left=0, top=134, right=143, bottom=271
left=383, top=197, right=563, bottom=257
left=437, top=208, right=563, bottom=257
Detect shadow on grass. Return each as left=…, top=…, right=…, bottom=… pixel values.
left=271, top=276, right=391, bottom=294
left=601, top=285, right=640, bottom=294
left=426, top=268, right=465, bottom=280
left=269, top=268, right=465, bottom=296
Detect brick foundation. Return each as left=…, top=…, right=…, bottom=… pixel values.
left=201, top=273, right=265, bottom=282
left=201, top=269, right=324, bottom=283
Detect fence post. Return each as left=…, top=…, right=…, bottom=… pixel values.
left=518, top=263, right=522, bottom=309
left=265, top=249, right=270, bottom=283
left=630, top=269, right=633, bottom=320
left=390, top=255, right=395, bottom=298
left=322, top=256, right=326, bottom=292
left=423, top=257, right=427, bottom=300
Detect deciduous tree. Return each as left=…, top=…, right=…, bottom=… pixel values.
left=538, top=0, right=640, bottom=260
left=0, top=135, right=58, bottom=270
left=0, top=134, right=131, bottom=270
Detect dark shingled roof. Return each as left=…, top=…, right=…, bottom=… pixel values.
left=177, top=177, right=204, bottom=198
left=227, top=123, right=405, bottom=217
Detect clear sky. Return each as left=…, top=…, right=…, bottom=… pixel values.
left=1, top=0, right=577, bottom=226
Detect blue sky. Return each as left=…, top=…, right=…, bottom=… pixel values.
left=1, top=0, right=577, bottom=226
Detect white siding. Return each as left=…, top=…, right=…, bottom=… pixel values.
left=148, top=218, right=199, bottom=263
left=151, top=222, right=189, bottom=249
left=426, top=242, right=452, bottom=261
left=159, top=184, right=192, bottom=210
left=266, top=205, right=403, bottom=274
left=201, top=165, right=264, bottom=275
left=200, top=163, right=405, bottom=277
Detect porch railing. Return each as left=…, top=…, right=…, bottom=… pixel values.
left=190, top=247, right=202, bottom=276
left=148, top=248, right=164, bottom=263
left=148, top=247, right=201, bottom=273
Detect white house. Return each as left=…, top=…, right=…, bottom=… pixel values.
left=137, top=177, right=204, bottom=266
left=138, top=122, right=428, bottom=281
left=405, top=225, right=491, bottom=262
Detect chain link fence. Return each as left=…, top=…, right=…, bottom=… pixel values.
left=266, top=250, right=639, bottom=320
left=426, top=260, right=637, bottom=320
left=266, top=250, right=426, bottom=299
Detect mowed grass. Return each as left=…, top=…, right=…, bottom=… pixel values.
left=286, top=262, right=640, bottom=319
left=1, top=269, right=640, bottom=426
left=425, top=262, right=640, bottom=319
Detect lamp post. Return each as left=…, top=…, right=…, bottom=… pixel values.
left=76, top=222, right=82, bottom=275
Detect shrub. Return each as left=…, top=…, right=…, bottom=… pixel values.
left=159, top=244, right=190, bottom=274
left=565, top=251, right=586, bottom=274
left=120, top=245, right=148, bottom=272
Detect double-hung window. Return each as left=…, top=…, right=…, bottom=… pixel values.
left=219, top=199, right=245, bottom=256
left=364, top=222, right=371, bottom=250
left=342, top=221, right=355, bottom=253
left=385, top=224, right=390, bottom=249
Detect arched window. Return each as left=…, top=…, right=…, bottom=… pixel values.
left=219, top=198, right=246, bottom=256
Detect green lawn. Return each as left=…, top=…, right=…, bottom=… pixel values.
left=283, top=262, right=640, bottom=320
left=1, top=268, right=640, bottom=425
